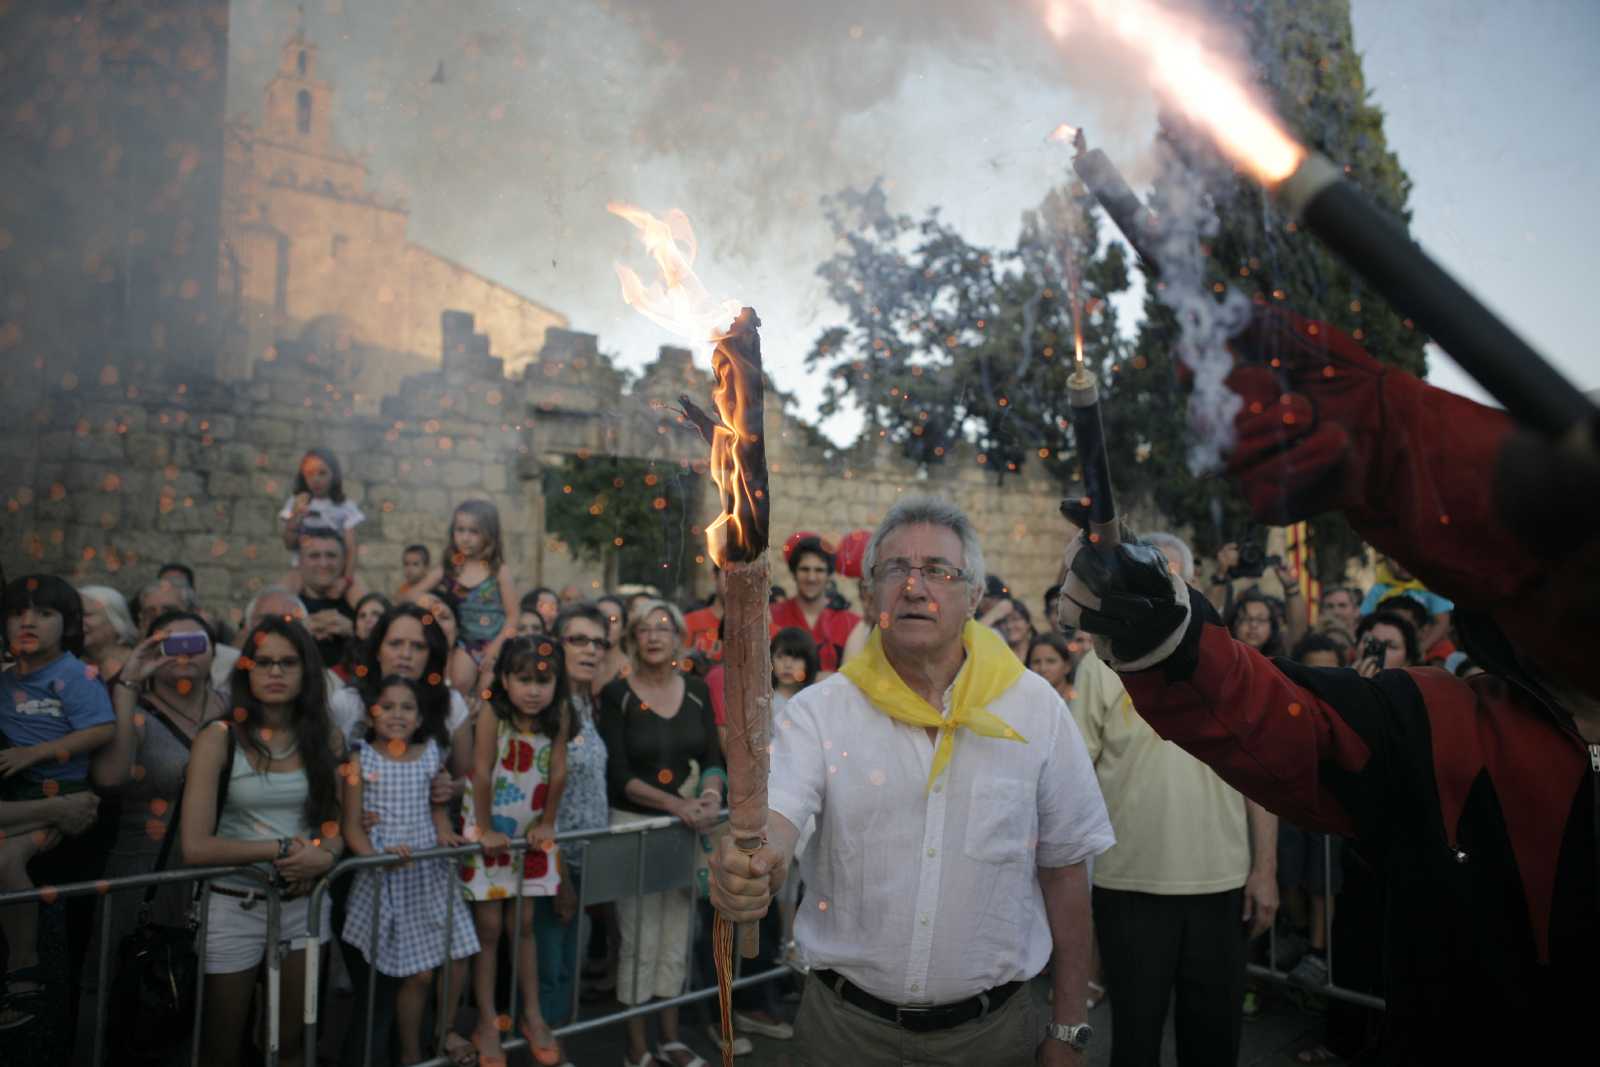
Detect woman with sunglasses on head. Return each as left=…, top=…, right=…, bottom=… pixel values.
left=179, top=616, right=345, bottom=1067
left=598, top=599, right=724, bottom=1067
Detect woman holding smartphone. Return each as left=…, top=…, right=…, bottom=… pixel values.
left=92, top=610, right=227, bottom=962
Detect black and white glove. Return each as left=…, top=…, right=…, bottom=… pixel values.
left=1055, top=534, right=1191, bottom=670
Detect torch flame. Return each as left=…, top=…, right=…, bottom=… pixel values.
left=1048, top=123, right=1079, bottom=144
left=608, top=202, right=762, bottom=567
left=704, top=352, right=753, bottom=567
left=608, top=202, right=743, bottom=343
left=1044, top=0, right=1306, bottom=185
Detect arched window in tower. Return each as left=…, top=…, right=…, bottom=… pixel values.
left=296, top=89, right=311, bottom=135
left=297, top=50, right=307, bottom=76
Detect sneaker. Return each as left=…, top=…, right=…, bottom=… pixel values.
left=734, top=1011, right=795, bottom=1040
left=1289, top=952, right=1330, bottom=988
left=706, top=1024, right=754, bottom=1056
left=1242, top=989, right=1262, bottom=1020
left=1271, top=929, right=1309, bottom=971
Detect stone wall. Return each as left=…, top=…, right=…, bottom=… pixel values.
left=1, top=313, right=1152, bottom=626
left=0, top=312, right=532, bottom=625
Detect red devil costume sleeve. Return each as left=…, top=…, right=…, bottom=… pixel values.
left=1116, top=312, right=1599, bottom=1064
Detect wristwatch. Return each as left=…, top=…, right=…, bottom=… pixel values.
left=1046, top=1022, right=1094, bottom=1051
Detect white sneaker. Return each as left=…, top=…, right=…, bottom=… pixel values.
left=733, top=1011, right=795, bottom=1040
left=705, top=1024, right=754, bottom=1056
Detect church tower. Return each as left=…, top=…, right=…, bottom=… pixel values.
left=261, top=30, right=334, bottom=153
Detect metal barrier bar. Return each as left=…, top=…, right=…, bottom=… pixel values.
left=1255, top=833, right=1386, bottom=1012
left=266, top=886, right=282, bottom=1067
left=0, top=863, right=276, bottom=1067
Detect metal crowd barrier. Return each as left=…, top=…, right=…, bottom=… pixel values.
left=1250, top=832, right=1386, bottom=1012
left=303, top=812, right=790, bottom=1067
left=0, top=814, right=792, bottom=1067
left=0, top=862, right=279, bottom=1067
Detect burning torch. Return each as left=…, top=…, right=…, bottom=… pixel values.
left=609, top=204, right=771, bottom=1067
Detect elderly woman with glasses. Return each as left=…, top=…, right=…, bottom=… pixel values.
left=598, top=599, right=724, bottom=1067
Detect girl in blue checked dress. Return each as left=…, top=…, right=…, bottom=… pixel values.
left=460, top=636, right=567, bottom=1066
left=341, top=676, right=480, bottom=1067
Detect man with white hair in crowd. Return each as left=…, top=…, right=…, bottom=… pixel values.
left=710, top=495, right=1113, bottom=1066
left=1069, top=530, right=1278, bottom=1067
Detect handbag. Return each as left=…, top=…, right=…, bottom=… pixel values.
left=107, top=705, right=234, bottom=1062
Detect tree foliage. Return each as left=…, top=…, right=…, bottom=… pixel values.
left=807, top=0, right=1425, bottom=585
left=541, top=454, right=701, bottom=596
left=806, top=179, right=1149, bottom=491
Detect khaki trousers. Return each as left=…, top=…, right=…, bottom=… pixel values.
left=794, top=970, right=1047, bottom=1067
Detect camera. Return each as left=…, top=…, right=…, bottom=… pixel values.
left=1361, top=636, right=1388, bottom=665
left=160, top=631, right=210, bottom=658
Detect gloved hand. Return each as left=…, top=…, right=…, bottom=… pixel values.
left=1056, top=534, right=1191, bottom=670
left=1223, top=308, right=1389, bottom=523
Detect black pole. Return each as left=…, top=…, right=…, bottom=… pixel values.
left=1280, top=154, right=1597, bottom=441
left=1066, top=370, right=1120, bottom=547
left=1072, top=148, right=1164, bottom=278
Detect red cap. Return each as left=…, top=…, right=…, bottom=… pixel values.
left=835, top=529, right=872, bottom=579
left=782, top=530, right=821, bottom=565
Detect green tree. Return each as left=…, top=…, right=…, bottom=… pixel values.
left=541, top=455, right=702, bottom=596
left=806, top=180, right=1140, bottom=489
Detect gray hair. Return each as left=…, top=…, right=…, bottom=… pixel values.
left=137, top=578, right=199, bottom=617
left=1142, top=532, right=1195, bottom=581
left=244, top=586, right=309, bottom=629
left=79, top=584, right=139, bottom=645
left=622, top=597, right=687, bottom=660
left=862, top=495, right=987, bottom=596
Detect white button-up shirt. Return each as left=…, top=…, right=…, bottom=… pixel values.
left=770, top=668, right=1114, bottom=1005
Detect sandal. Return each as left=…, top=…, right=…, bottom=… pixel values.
left=1296, top=1045, right=1341, bottom=1064
left=0, top=965, right=44, bottom=1031
left=519, top=1016, right=562, bottom=1067
left=442, top=1031, right=478, bottom=1067
left=471, top=1025, right=507, bottom=1067
left=656, top=1041, right=707, bottom=1067
left=1085, top=980, right=1108, bottom=1010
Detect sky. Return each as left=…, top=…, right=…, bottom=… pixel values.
left=226, top=0, right=1600, bottom=441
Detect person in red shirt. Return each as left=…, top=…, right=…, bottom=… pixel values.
left=769, top=534, right=859, bottom=674
left=683, top=569, right=725, bottom=667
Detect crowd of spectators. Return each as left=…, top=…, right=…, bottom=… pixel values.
left=0, top=447, right=1472, bottom=1065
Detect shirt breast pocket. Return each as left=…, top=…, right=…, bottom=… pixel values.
left=963, top=777, right=1036, bottom=865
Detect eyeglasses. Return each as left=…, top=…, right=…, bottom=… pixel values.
left=633, top=624, right=678, bottom=637
left=870, top=559, right=967, bottom=585
left=250, top=656, right=303, bottom=675
left=562, top=635, right=612, bottom=651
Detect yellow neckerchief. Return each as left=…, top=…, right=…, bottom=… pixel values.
left=841, top=619, right=1027, bottom=791
left=1373, top=560, right=1429, bottom=599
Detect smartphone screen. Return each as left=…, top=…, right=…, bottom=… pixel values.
left=161, top=631, right=211, bottom=658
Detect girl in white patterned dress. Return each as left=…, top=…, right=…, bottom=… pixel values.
left=460, top=636, right=568, bottom=1066
left=340, top=676, right=480, bottom=1066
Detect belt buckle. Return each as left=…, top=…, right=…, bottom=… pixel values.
left=895, top=1005, right=938, bottom=1032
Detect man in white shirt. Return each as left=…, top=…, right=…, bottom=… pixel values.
left=710, top=496, right=1113, bottom=1066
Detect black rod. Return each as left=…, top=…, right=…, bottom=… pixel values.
left=1072, top=146, right=1163, bottom=278
left=1280, top=153, right=1597, bottom=441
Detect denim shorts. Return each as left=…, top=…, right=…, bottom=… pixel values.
left=204, top=886, right=332, bottom=974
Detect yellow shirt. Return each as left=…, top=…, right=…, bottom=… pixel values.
left=1071, top=652, right=1251, bottom=894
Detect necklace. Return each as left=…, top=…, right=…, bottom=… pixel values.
left=254, top=727, right=299, bottom=761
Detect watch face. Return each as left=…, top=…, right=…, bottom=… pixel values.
left=1070, top=1023, right=1093, bottom=1050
